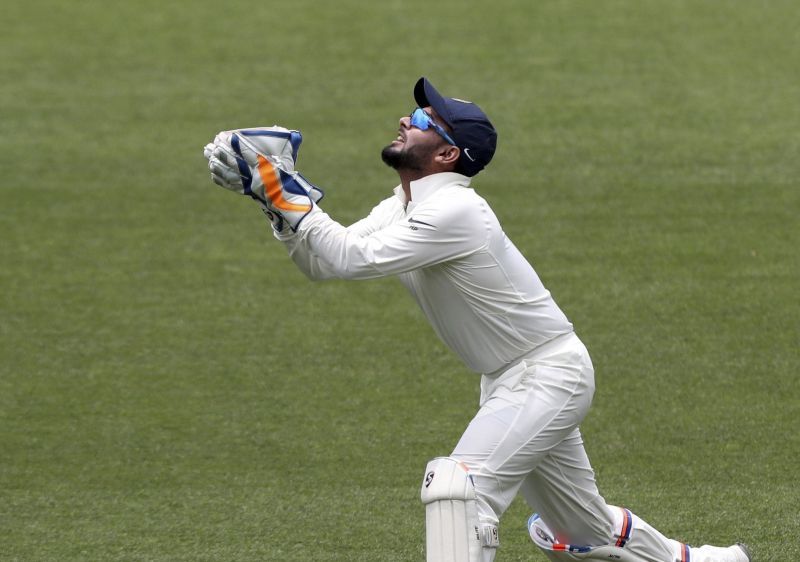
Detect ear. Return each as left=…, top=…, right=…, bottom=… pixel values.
left=436, top=144, right=461, bottom=168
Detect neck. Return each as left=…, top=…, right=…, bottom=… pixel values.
left=398, top=170, right=422, bottom=201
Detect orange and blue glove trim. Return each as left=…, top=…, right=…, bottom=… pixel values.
left=230, top=133, right=322, bottom=231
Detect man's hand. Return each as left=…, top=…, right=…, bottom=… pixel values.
left=204, top=137, right=243, bottom=191
left=203, top=126, right=324, bottom=232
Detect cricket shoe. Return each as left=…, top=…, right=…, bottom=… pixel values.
left=734, top=543, right=751, bottom=561
left=690, top=543, right=751, bottom=562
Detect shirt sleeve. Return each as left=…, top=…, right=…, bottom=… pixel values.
left=274, top=195, right=401, bottom=280
left=280, top=191, right=490, bottom=280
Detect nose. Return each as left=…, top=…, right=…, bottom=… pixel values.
left=399, top=115, right=411, bottom=128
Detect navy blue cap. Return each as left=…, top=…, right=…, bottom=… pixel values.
left=413, top=77, right=497, bottom=177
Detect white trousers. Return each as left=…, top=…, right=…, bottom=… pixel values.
left=450, top=332, right=703, bottom=562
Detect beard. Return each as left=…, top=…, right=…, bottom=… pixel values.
left=381, top=143, right=428, bottom=171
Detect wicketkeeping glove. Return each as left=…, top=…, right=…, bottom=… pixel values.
left=203, top=126, right=324, bottom=232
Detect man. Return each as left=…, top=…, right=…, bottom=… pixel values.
left=203, top=77, right=750, bottom=562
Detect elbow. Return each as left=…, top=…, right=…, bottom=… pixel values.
left=330, top=263, right=382, bottom=280
left=306, top=272, right=331, bottom=282
left=298, top=267, right=334, bottom=282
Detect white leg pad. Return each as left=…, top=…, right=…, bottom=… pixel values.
left=420, top=457, right=499, bottom=562
left=528, top=513, right=645, bottom=562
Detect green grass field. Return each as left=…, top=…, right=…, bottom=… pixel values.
left=2, top=1, right=798, bottom=560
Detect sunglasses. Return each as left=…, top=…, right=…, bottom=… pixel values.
left=409, top=108, right=456, bottom=146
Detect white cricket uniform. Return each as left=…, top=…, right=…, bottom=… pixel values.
left=275, top=172, right=732, bottom=562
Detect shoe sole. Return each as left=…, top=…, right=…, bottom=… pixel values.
left=736, top=542, right=751, bottom=561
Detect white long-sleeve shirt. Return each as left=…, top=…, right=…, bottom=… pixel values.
left=275, top=172, right=574, bottom=374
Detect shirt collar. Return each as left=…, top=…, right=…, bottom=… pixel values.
left=392, top=172, right=471, bottom=207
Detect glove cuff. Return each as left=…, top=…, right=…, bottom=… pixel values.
left=256, top=201, right=289, bottom=234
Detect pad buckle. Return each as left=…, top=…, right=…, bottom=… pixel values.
left=482, top=525, right=500, bottom=548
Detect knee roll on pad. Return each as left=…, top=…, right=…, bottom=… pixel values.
left=420, top=457, right=499, bottom=562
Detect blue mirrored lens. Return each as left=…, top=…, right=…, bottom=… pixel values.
left=409, top=108, right=455, bottom=145
left=410, top=108, right=433, bottom=130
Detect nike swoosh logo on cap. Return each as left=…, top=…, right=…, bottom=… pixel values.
left=463, top=148, right=476, bottom=162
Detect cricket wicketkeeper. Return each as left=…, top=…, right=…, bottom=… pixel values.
left=203, top=77, right=750, bottom=562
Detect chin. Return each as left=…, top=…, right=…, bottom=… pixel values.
left=381, top=142, right=427, bottom=171
left=381, top=145, right=402, bottom=169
